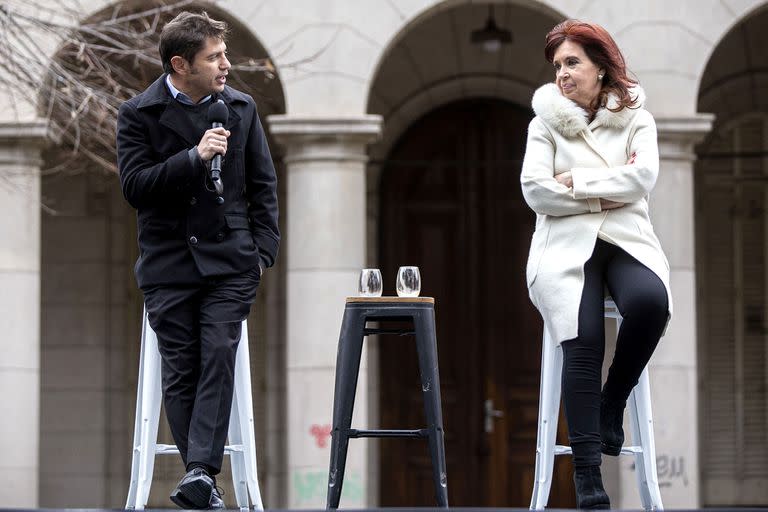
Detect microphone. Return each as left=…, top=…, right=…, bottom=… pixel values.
left=206, top=99, right=229, bottom=196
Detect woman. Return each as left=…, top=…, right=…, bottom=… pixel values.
left=521, top=20, right=672, bottom=509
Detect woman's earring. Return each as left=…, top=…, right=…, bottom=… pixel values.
left=598, top=73, right=604, bottom=81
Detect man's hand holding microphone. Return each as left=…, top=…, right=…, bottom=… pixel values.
left=197, top=127, right=230, bottom=161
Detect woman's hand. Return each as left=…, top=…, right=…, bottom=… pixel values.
left=554, top=171, right=573, bottom=188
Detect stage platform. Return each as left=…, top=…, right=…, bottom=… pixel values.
left=3, top=508, right=768, bottom=511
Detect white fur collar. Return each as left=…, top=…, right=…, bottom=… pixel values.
left=531, top=83, right=646, bottom=137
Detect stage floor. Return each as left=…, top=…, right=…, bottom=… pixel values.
left=4, top=508, right=768, bottom=511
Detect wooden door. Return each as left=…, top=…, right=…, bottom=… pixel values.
left=379, top=99, right=575, bottom=507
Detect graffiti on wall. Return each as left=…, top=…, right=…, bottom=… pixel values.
left=630, top=454, right=688, bottom=488
left=656, top=454, right=688, bottom=487
left=310, top=423, right=332, bottom=448
left=292, top=468, right=363, bottom=506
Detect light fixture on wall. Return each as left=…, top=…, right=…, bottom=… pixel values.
left=471, top=5, right=512, bottom=53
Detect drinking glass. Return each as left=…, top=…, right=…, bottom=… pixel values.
left=358, top=268, right=383, bottom=297
left=396, top=266, right=421, bottom=297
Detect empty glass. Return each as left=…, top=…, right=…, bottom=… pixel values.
left=396, top=266, right=421, bottom=297
left=359, top=268, right=383, bottom=297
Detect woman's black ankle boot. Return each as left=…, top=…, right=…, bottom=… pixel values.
left=573, top=465, right=610, bottom=509
left=600, top=395, right=626, bottom=456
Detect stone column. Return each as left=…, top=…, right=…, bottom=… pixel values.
left=268, top=116, right=382, bottom=508
left=0, top=120, right=53, bottom=507
left=613, top=114, right=713, bottom=509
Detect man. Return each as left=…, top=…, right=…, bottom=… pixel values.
left=116, top=11, right=279, bottom=509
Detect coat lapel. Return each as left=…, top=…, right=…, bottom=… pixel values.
left=579, top=130, right=612, bottom=168
left=218, top=88, right=242, bottom=131
left=224, top=102, right=241, bottom=131
left=159, top=100, right=203, bottom=147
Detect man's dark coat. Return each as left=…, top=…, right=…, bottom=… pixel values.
left=117, top=75, right=279, bottom=289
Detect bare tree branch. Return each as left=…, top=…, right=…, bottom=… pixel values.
left=0, top=0, right=278, bottom=176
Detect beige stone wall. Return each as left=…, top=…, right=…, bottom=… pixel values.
left=0, top=123, right=48, bottom=507
left=39, top=172, right=138, bottom=506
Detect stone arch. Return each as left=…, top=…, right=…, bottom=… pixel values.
left=695, top=0, right=768, bottom=101
left=38, top=0, right=286, bottom=174
left=36, top=1, right=286, bottom=508
left=695, top=2, right=768, bottom=506
left=363, top=0, right=566, bottom=270
left=697, top=1, right=768, bottom=126
left=365, top=0, right=565, bottom=159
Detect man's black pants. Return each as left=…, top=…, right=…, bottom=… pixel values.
left=143, top=266, right=261, bottom=474
left=561, top=239, right=668, bottom=467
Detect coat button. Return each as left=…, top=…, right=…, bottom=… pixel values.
left=189, top=197, right=197, bottom=205
left=216, top=196, right=225, bottom=205
left=216, top=232, right=224, bottom=242
left=189, top=236, right=198, bottom=245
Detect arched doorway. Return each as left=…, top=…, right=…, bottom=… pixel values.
left=365, top=1, right=573, bottom=506
left=696, top=3, right=768, bottom=506
left=378, top=98, right=573, bottom=507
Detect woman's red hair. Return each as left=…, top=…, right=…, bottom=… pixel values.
left=544, top=20, right=638, bottom=112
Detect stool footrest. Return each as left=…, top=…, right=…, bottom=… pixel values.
left=153, top=443, right=245, bottom=455
left=363, top=328, right=415, bottom=336
left=155, top=444, right=180, bottom=454
left=348, top=428, right=428, bottom=438
left=550, top=445, right=644, bottom=456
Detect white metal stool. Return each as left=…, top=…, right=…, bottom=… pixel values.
left=530, top=299, right=663, bottom=511
left=125, top=310, right=264, bottom=510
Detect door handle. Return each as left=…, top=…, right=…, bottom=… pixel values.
left=484, top=398, right=504, bottom=433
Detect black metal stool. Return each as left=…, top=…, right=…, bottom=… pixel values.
left=326, top=297, right=449, bottom=509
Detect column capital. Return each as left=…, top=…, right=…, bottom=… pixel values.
left=0, top=119, right=58, bottom=167
left=0, top=119, right=58, bottom=145
left=267, top=115, right=382, bottom=164
left=655, top=114, right=715, bottom=162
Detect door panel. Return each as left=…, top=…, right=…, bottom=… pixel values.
left=379, top=99, right=575, bottom=507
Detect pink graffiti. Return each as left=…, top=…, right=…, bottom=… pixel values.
left=310, top=424, right=332, bottom=448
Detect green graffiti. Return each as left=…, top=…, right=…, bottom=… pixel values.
left=292, top=469, right=364, bottom=506
left=341, top=472, right=363, bottom=502
left=293, top=470, right=326, bottom=504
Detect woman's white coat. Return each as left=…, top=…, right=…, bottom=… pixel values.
left=521, top=83, right=672, bottom=345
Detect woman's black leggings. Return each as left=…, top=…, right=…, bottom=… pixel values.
left=561, top=238, right=669, bottom=467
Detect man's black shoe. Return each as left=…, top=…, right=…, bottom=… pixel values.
left=170, top=468, right=214, bottom=509
left=208, top=486, right=225, bottom=509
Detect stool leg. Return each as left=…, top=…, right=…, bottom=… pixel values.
left=530, top=327, right=563, bottom=510
left=629, top=368, right=664, bottom=511
left=126, top=311, right=163, bottom=510
left=228, top=389, right=249, bottom=511
left=126, top=312, right=149, bottom=509
left=228, top=320, right=264, bottom=510
left=413, top=308, right=449, bottom=508
left=326, top=309, right=366, bottom=509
